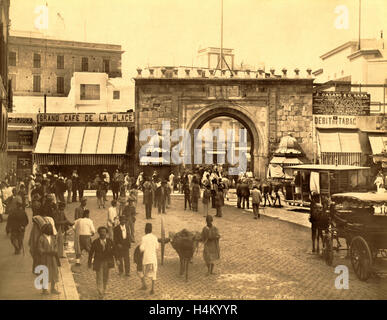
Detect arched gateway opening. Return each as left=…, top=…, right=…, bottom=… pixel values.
left=186, top=105, right=265, bottom=179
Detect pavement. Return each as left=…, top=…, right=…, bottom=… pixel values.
left=0, top=207, right=79, bottom=300
left=65, top=191, right=387, bottom=300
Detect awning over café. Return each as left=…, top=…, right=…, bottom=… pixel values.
left=317, top=130, right=362, bottom=153
left=34, top=126, right=128, bottom=165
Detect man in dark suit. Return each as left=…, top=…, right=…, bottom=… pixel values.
left=88, top=226, right=115, bottom=299
left=143, top=178, right=153, bottom=219
left=113, top=215, right=131, bottom=277
left=155, top=180, right=168, bottom=214
left=240, top=179, right=250, bottom=209
left=74, top=197, right=87, bottom=221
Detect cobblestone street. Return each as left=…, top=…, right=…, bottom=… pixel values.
left=65, top=194, right=387, bottom=300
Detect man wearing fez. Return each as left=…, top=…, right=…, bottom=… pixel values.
left=139, top=223, right=159, bottom=295
left=113, top=215, right=131, bottom=277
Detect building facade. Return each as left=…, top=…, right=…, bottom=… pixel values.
left=0, top=0, right=10, bottom=180
left=7, top=113, right=37, bottom=179
left=33, top=112, right=135, bottom=180
left=8, top=31, right=123, bottom=101
left=134, top=66, right=315, bottom=179
left=313, top=38, right=387, bottom=114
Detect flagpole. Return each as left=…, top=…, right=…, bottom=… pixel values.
left=358, top=0, right=361, bottom=50
left=220, top=0, right=223, bottom=70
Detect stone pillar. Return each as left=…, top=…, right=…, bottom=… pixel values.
left=254, top=153, right=268, bottom=180
left=136, top=68, right=142, bottom=77
left=149, top=68, right=154, bottom=77
left=185, top=69, right=191, bottom=77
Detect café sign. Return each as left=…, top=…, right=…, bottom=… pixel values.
left=313, top=115, right=357, bottom=128
left=37, top=112, right=134, bottom=124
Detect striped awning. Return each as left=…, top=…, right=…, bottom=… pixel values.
left=33, top=126, right=128, bottom=165
left=35, top=126, right=128, bottom=154
left=318, top=130, right=362, bottom=153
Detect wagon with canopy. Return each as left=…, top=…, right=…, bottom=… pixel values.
left=322, top=192, right=387, bottom=281
left=283, top=164, right=370, bottom=207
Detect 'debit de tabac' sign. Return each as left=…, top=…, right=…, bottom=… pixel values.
left=313, top=92, right=370, bottom=116
left=313, top=115, right=357, bottom=128
left=37, top=112, right=134, bottom=124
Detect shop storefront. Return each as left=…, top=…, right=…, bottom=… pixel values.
left=312, top=92, right=372, bottom=167
left=34, top=112, right=135, bottom=182
left=7, top=114, right=37, bottom=180
left=314, top=115, right=366, bottom=166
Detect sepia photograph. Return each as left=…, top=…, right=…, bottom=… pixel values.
left=0, top=0, right=386, bottom=307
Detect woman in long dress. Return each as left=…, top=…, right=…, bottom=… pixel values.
left=201, top=215, right=220, bottom=275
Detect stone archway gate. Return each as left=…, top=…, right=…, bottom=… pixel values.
left=134, top=69, right=314, bottom=179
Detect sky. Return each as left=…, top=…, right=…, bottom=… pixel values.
left=9, top=0, right=387, bottom=79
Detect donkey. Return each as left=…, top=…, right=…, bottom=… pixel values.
left=169, top=229, right=201, bottom=281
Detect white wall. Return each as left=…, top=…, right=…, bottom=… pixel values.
left=13, top=72, right=135, bottom=114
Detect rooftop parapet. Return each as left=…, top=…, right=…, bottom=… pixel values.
left=134, top=66, right=315, bottom=80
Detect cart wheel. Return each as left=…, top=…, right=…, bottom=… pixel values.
left=350, top=236, right=373, bottom=281
left=323, top=235, right=334, bottom=266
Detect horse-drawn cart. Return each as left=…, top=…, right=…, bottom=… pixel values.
left=322, top=192, right=387, bottom=281
left=283, top=165, right=370, bottom=207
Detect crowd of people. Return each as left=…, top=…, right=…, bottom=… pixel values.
left=1, top=164, right=288, bottom=299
